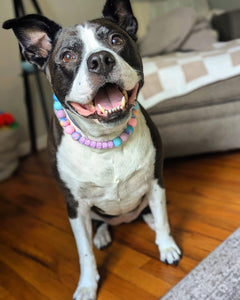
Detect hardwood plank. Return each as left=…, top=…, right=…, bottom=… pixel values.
left=0, top=150, right=240, bottom=299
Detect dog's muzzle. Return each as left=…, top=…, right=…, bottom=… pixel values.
left=69, top=82, right=139, bottom=123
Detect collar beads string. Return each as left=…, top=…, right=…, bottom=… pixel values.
left=53, top=94, right=138, bottom=149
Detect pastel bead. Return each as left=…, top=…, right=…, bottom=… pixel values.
left=54, top=101, right=62, bottom=110
left=120, top=132, right=129, bottom=142
left=90, top=140, right=97, bottom=148
left=113, top=137, right=122, bottom=147
left=96, top=142, right=102, bottom=149
left=60, top=118, right=70, bottom=127
left=133, top=110, right=138, bottom=117
left=72, top=132, right=81, bottom=141
left=128, top=118, right=137, bottom=127
left=84, top=139, right=91, bottom=146
left=56, top=110, right=66, bottom=118
left=102, top=142, right=108, bottom=149
left=108, top=141, right=114, bottom=148
left=53, top=94, right=58, bottom=102
left=134, top=102, right=139, bottom=109
left=79, top=136, right=86, bottom=144
left=65, top=125, right=75, bottom=134
left=126, top=125, right=134, bottom=135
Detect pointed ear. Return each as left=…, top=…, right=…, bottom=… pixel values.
left=2, top=14, right=61, bottom=69
left=102, top=0, right=138, bottom=40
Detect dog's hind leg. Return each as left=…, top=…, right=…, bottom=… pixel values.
left=93, top=222, right=112, bottom=250
left=147, top=179, right=182, bottom=266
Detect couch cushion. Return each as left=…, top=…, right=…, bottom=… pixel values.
left=132, top=0, right=210, bottom=38
left=147, top=75, right=240, bottom=115
left=150, top=99, right=240, bottom=157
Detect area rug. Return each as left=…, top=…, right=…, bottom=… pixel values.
left=161, top=227, right=240, bottom=300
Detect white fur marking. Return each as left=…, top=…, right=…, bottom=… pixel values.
left=66, top=25, right=140, bottom=104
left=69, top=215, right=99, bottom=300
left=148, top=181, right=181, bottom=264
left=93, top=223, right=111, bottom=249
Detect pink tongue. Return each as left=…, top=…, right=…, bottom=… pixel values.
left=94, top=85, right=123, bottom=112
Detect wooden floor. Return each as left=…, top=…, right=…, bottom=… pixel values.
left=0, top=150, right=240, bottom=300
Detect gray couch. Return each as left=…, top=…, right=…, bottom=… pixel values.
left=133, top=0, right=240, bottom=157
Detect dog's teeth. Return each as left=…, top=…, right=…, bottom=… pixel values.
left=89, top=102, right=95, bottom=109
left=98, top=104, right=105, bottom=114
left=122, top=89, right=128, bottom=99
left=121, top=96, right=126, bottom=110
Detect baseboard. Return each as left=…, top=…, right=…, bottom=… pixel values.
left=18, top=134, right=47, bottom=156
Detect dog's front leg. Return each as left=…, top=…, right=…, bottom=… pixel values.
left=69, top=206, right=99, bottom=300
left=147, top=179, right=182, bottom=265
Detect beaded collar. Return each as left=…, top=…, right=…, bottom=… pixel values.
left=53, top=94, right=139, bottom=149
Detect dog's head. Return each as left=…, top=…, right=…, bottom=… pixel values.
left=3, top=0, right=143, bottom=128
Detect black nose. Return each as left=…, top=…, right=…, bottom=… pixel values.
left=87, top=51, right=115, bottom=75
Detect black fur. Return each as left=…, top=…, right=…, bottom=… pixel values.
left=3, top=14, right=61, bottom=68
left=102, top=0, right=138, bottom=40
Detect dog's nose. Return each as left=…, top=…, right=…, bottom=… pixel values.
left=87, top=51, right=115, bottom=75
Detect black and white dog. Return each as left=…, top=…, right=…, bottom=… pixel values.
left=3, top=0, right=181, bottom=299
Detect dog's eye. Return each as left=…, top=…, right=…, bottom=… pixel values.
left=62, top=51, right=75, bottom=63
left=111, top=35, right=123, bottom=46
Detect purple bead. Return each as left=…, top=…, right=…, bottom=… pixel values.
left=96, top=142, right=102, bottom=149
left=90, top=140, right=97, bottom=148
left=108, top=141, right=114, bottom=148
left=56, top=110, right=66, bottom=118
left=84, top=139, right=91, bottom=146
left=79, top=136, right=86, bottom=144
left=102, top=142, right=108, bottom=149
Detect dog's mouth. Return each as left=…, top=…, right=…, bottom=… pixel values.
left=68, top=83, right=139, bottom=122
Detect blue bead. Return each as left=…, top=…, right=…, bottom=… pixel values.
left=134, top=102, right=139, bottom=109
left=53, top=94, right=58, bottom=102
left=113, top=137, right=122, bottom=147
left=72, top=132, right=81, bottom=141
left=53, top=101, right=62, bottom=110
left=126, top=125, right=134, bottom=135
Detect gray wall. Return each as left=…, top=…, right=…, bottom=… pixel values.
left=0, top=0, right=105, bottom=155
left=208, top=0, right=240, bottom=11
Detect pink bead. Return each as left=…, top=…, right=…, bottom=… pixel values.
left=56, top=110, right=66, bottom=118
left=120, top=132, right=129, bottom=142
left=65, top=125, right=75, bottom=134
left=128, top=118, right=137, bottom=127
left=108, top=141, right=114, bottom=148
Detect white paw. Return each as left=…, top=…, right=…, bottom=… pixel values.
left=73, top=284, right=97, bottom=300
left=158, top=235, right=182, bottom=265
left=93, top=223, right=112, bottom=250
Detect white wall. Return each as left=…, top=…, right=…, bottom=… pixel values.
left=0, top=0, right=105, bottom=155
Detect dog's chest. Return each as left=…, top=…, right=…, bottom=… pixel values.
left=56, top=113, right=155, bottom=215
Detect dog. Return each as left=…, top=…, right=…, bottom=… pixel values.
left=3, top=0, right=181, bottom=299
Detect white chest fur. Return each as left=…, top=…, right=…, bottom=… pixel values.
left=56, top=111, right=156, bottom=217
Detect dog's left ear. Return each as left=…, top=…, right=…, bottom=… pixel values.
left=102, top=0, right=138, bottom=40
left=2, top=14, right=61, bottom=69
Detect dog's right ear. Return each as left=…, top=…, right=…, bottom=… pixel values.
left=2, top=14, right=61, bottom=69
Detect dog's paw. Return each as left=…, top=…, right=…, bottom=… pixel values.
left=93, top=223, right=112, bottom=250
left=158, top=235, right=182, bottom=266
left=73, top=284, right=97, bottom=300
